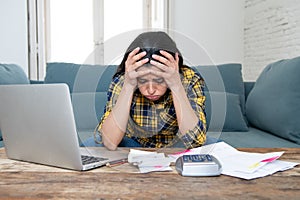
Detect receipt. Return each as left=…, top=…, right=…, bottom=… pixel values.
left=128, top=149, right=173, bottom=173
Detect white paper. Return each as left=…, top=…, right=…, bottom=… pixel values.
left=128, top=149, right=173, bottom=173
left=128, top=149, right=159, bottom=163
left=138, top=166, right=173, bottom=173
left=222, top=160, right=299, bottom=180
left=168, top=141, right=239, bottom=162
left=166, top=142, right=299, bottom=180
left=219, top=151, right=284, bottom=174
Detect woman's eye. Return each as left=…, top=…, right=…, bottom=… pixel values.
left=154, top=78, right=164, bottom=84
left=137, top=78, right=147, bottom=84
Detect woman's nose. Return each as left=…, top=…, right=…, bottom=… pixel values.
left=147, top=82, right=156, bottom=94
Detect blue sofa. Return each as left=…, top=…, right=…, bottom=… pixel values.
left=1, top=58, right=300, bottom=148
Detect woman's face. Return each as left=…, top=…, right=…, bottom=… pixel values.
left=136, top=65, right=168, bottom=101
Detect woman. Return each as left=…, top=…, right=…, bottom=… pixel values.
left=96, top=31, right=207, bottom=150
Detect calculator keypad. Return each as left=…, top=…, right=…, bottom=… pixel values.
left=183, top=154, right=213, bottom=163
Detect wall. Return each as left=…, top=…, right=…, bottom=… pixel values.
left=2, top=0, right=299, bottom=81
left=244, top=0, right=300, bottom=81
left=170, top=0, right=245, bottom=66
left=0, top=0, right=28, bottom=75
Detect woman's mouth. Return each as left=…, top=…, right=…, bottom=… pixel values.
left=146, top=95, right=160, bottom=100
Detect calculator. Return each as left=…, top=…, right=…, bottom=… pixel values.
left=175, top=154, right=222, bottom=176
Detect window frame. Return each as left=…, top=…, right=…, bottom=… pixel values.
left=28, top=0, right=170, bottom=80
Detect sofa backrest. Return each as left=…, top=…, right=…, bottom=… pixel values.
left=45, top=63, right=117, bottom=93
left=44, top=62, right=251, bottom=133
left=0, top=63, right=30, bottom=144
left=244, top=81, right=255, bottom=101
left=193, top=64, right=249, bottom=132
left=0, top=63, right=29, bottom=85
left=45, top=62, right=118, bottom=131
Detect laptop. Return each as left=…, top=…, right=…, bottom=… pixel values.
left=0, top=83, right=128, bottom=171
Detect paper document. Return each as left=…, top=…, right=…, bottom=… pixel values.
left=222, top=160, right=298, bottom=180
left=219, top=151, right=284, bottom=173
left=168, top=142, right=299, bottom=180
left=128, top=149, right=173, bottom=173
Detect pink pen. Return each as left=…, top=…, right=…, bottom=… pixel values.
left=171, top=149, right=191, bottom=155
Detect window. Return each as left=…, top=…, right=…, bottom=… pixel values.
left=47, top=0, right=94, bottom=64
left=28, top=0, right=168, bottom=80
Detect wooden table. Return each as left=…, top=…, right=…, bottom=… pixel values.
left=0, top=147, right=299, bottom=200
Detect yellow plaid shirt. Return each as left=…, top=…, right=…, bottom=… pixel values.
left=98, top=66, right=206, bottom=148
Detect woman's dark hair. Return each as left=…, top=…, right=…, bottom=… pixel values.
left=114, top=31, right=184, bottom=78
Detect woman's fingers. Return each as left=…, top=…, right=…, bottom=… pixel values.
left=151, top=50, right=179, bottom=71
left=133, top=57, right=149, bottom=70
left=151, top=54, right=170, bottom=68
left=134, top=69, right=152, bottom=78
left=127, top=47, right=140, bottom=59
left=127, top=47, right=146, bottom=64
left=124, top=47, right=150, bottom=88
left=159, top=50, right=176, bottom=62
left=126, top=47, right=148, bottom=71
left=149, top=59, right=169, bottom=71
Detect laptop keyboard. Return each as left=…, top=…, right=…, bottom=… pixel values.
left=81, top=155, right=108, bottom=165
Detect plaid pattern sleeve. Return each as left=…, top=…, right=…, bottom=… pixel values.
left=179, top=66, right=207, bottom=148
left=97, top=75, right=124, bottom=131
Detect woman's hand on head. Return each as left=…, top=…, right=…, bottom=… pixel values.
left=124, top=47, right=149, bottom=90
left=150, top=51, right=181, bottom=90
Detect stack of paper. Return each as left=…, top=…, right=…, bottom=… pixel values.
left=168, top=142, right=299, bottom=180
left=127, top=142, right=298, bottom=178
left=128, top=149, right=173, bottom=173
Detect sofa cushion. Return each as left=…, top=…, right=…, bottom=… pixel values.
left=45, top=63, right=117, bottom=93
left=193, top=64, right=248, bottom=131
left=71, top=92, right=108, bottom=131
left=0, top=63, right=29, bottom=142
left=208, top=127, right=300, bottom=148
left=205, top=92, right=248, bottom=132
left=246, top=56, right=300, bottom=144
left=0, top=64, right=29, bottom=84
